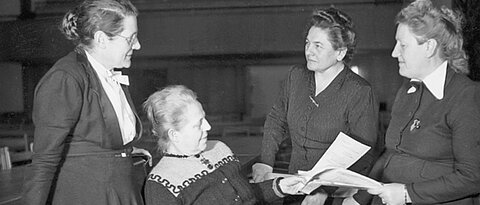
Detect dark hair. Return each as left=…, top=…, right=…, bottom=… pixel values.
left=305, top=6, right=356, bottom=63
left=143, top=85, right=200, bottom=152
left=60, top=0, right=138, bottom=49
left=396, top=0, right=468, bottom=74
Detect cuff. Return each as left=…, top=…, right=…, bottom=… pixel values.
left=272, top=177, right=286, bottom=198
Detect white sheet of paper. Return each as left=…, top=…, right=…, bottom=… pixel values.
left=302, top=132, right=371, bottom=179
left=263, top=132, right=373, bottom=194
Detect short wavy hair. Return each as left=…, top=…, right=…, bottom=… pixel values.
left=396, top=0, right=468, bottom=74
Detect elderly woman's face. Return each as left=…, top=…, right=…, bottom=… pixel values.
left=173, top=102, right=211, bottom=155
left=104, top=15, right=141, bottom=69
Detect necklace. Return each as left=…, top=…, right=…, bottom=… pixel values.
left=163, top=152, right=214, bottom=170
left=162, top=152, right=189, bottom=158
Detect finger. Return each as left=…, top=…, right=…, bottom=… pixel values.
left=367, top=188, right=382, bottom=195
left=380, top=198, right=387, bottom=205
left=252, top=174, right=260, bottom=183
left=285, top=178, right=306, bottom=186
left=145, top=152, right=152, bottom=158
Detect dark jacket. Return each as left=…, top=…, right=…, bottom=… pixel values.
left=22, top=50, right=143, bottom=205
left=261, top=65, right=379, bottom=176
left=357, top=68, right=480, bottom=205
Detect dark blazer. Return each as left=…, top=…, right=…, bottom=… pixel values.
left=22, top=50, right=143, bottom=205
left=360, top=68, right=480, bottom=205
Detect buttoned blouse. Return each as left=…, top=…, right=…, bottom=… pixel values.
left=260, top=65, right=379, bottom=175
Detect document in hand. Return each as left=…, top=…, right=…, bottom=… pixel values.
left=299, top=167, right=382, bottom=194
left=266, top=132, right=381, bottom=194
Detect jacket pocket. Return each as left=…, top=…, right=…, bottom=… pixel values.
left=420, top=160, right=453, bottom=180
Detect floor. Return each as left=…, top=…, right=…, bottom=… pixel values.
left=0, top=134, right=263, bottom=205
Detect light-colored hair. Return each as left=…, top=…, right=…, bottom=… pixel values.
left=60, top=0, right=138, bottom=50
left=396, top=0, right=468, bottom=74
left=143, top=85, right=199, bottom=152
left=305, top=6, right=357, bottom=63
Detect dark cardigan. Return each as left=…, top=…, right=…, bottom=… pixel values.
left=145, top=140, right=282, bottom=205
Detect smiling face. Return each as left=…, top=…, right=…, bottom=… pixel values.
left=305, top=27, right=344, bottom=73
left=171, top=102, right=211, bottom=155
left=105, top=15, right=141, bottom=69
left=391, top=23, right=429, bottom=79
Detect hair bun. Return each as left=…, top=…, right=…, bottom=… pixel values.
left=61, top=11, right=79, bottom=40
left=332, top=7, right=354, bottom=29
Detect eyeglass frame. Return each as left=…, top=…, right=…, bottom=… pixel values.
left=114, top=33, right=138, bottom=47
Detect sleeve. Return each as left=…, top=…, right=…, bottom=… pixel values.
left=407, top=85, right=480, bottom=204
left=330, top=85, right=380, bottom=205
left=260, top=67, right=294, bottom=167
left=250, top=179, right=282, bottom=203
left=346, top=85, right=379, bottom=176
left=22, top=70, right=83, bottom=205
left=144, top=181, right=180, bottom=205
left=339, top=153, right=390, bottom=205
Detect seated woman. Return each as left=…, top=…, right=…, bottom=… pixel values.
left=143, top=85, right=305, bottom=205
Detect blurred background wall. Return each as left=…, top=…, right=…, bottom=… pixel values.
left=2, top=0, right=477, bottom=137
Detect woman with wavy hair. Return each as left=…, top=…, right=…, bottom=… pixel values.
left=364, top=1, right=480, bottom=204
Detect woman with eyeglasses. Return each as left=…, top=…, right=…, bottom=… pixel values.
left=22, top=0, right=150, bottom=204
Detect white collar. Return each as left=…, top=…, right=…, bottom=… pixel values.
left=85, top=50, right=129, bottom=85
left=85, top=50, right=110, bottom=78
left=413, top=61, right=447, bottom=100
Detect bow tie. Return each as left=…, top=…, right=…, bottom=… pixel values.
left=407, top=81, right=422, bottom=94
left=108, top=71, right=130, bottom=86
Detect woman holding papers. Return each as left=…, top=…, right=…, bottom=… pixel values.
left=364, top=0, right=480, bottom=205
left=252, top=6, right=379, bottom=205
left=142, top=85, right=305, bottom=205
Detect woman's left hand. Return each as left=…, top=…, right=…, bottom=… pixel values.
left=367, top=183, right=406, bottom=205
left=278, top=176, right=307, bottom=195
left=132, top=147, right=152, bottom=166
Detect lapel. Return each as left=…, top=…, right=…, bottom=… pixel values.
left=387, top=79, right=422, bottom=137
left=76, top=50, right=124, bottom=147
left=393, top=66, right=454, bottom=135
left=399, top=80, right=424, bottom=133
left=121, top=85, right=143, bottom=142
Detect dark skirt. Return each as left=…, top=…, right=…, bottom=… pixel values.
left=49, top=154, right=144, bottom=205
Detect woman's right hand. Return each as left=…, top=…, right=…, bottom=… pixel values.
left=252, top=163, right=273, bottom=182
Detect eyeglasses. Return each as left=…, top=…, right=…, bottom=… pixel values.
left=116, top=33, right=138, bottom=47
